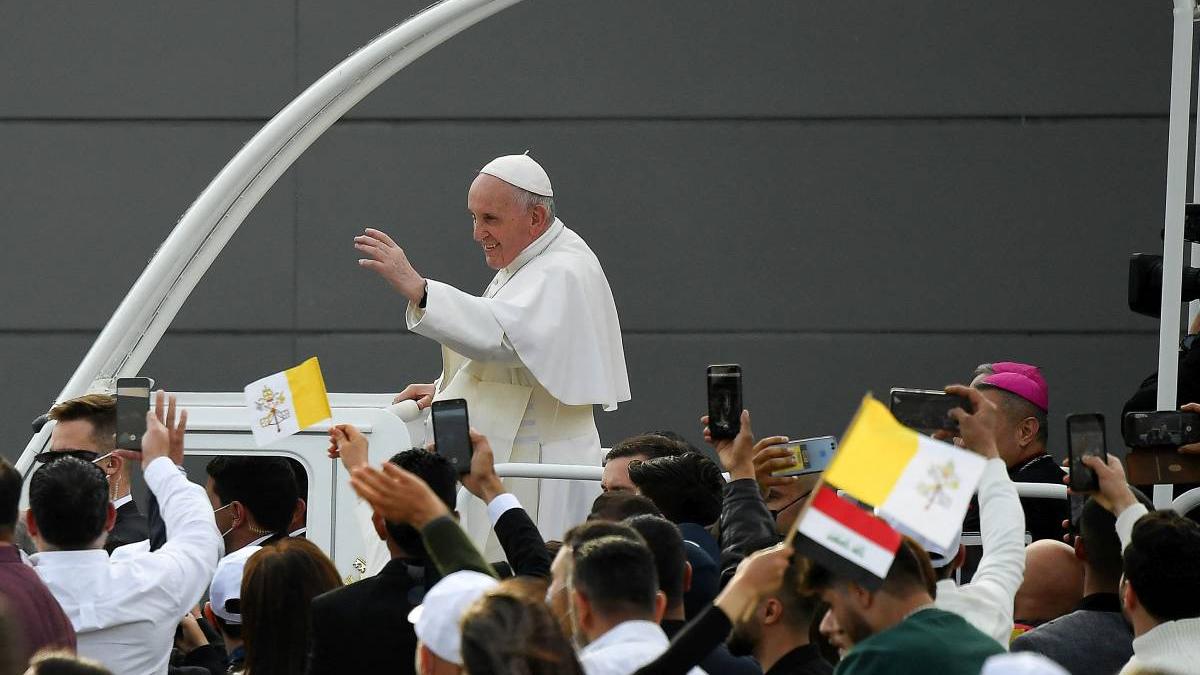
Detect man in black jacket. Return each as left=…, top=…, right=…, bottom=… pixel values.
left=307, top=446, right=459, bottom=675
left=308, top=426, right=550, bottom=675
left=43, top=394, right=149, bottom=552
left=627, top=514, right=761, bottom=675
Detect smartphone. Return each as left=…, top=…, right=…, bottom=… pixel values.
left=1122, top=410, right=1200, bottom=448
left=769, top=436, right=837, bottom=477
left=888, top=388, right=972, bottom=435
left=1067, top=413, right=1107, bottom=493
left=706, top=365, right=743, bottom=440
left=115, top=377, right=153, bottom=450
left=432, top=399, right=472, bottom=474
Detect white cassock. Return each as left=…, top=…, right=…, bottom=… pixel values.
left=406, top=217, right=629, bottom=551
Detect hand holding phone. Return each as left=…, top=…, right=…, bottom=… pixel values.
left=432, top=399, right=472, bottom=474
left=889, top=388, right=972, bottom=435
left=1067, top=413, right=1107, bottom=493
left=768, top=436, right=838, bottom=477
left=707, top=365, right=743, bottom=440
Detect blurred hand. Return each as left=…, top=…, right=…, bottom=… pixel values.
left=1179, top=403, right=1200, bottom=454
left=752, top=438, right=799, bottom=495
left=328, top=424, right=369, bottom=471
left=460, top=429, right=506, bottom=503
left=714, top=543, right=794, bottom=621
left=702, top=410, right=756, bottom=480
left=355, top=228, right=427, bottom=303
left=1077, top=454, right=1137, bottom=515
left=945, top=385, right=1001, bottom=460
left=393, top=383, right=436, bottom=410
left=350, top=462, right=449, bottom=528
left=156, top=391, right=187, bottom=465
left=175, top=611, right=208, bottom=653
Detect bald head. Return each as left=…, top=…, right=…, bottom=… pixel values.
left=1014, top=540, right=1084, bottom=624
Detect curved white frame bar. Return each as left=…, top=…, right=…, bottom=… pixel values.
left=17, top=0, right=525, bottom=474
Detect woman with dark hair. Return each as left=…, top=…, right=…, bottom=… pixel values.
left=460, top=580, right=583, bottom=675
left=239, top=538, right=342, bottom=675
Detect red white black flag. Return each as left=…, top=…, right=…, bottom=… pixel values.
left=795, top=485, right=902, bottom=590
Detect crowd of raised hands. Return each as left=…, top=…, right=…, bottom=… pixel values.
left=2, top=377, right=1200, bottom=675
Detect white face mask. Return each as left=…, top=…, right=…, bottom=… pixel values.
left=213, top=502, right=235, bottom=539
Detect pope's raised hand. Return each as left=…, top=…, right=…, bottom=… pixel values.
left=354, top=228, right=427, bottom=304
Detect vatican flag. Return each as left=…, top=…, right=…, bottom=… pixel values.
left=825, top=395, right=987, bottom=550
left=244, top=357, right=332, bottom=447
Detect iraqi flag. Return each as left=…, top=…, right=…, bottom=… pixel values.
left=795, top=485, right=902, bottom=590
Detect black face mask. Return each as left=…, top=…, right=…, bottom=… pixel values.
left=768, top=490, right=813, bottom=522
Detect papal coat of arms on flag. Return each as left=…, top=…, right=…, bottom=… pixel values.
left=790, top=394, right=988, bottom=589
left=243, top=357, right=332, bottom=447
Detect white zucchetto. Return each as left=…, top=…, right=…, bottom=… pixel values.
left=478, top=152, right=553, bottom=197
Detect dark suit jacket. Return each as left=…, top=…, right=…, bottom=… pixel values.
left=493, top=505, right=551, bottom=578
left=105, top=499, right=149, bottom=552
left=307, top=558, right=422, bottom=675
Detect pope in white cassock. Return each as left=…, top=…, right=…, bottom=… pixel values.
left=354, top=154, right=630, bottom=548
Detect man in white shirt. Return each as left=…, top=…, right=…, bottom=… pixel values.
left=1081, top=453, right=1200, bottom=675
left=27, top=393, right=222, bottom=675
left=930, top=385, right=1027, bottom=647
left=355, top=153, right=630, bottom=547
left=571, top=534, right=706, bottom=675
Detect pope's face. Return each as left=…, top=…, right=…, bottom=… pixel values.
left=468, top=173, right=541, bottom=270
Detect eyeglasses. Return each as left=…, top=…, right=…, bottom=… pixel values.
left=34, top=449, right=101, bottom=464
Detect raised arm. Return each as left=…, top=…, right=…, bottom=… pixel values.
left=118, top=393, right=222, bottom=616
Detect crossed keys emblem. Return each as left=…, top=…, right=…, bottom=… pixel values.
left=255, top=386, right=291, bottom=432
left=916, top=460, right=961, bottom=511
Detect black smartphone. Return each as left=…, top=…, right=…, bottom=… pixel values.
left=1122, top=410, right=1200, bottom=448
left=115, top=377, right=153, bottom=450
left=888, top=388, right=972, bottom=435
left=1067, top=413, right=1107, bottom=493
left=706, top=365, right=742, bottom=440
left=432, top=399, right=472, bottom=474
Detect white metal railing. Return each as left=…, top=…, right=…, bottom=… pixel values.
left=491, top=463, right=1200, bottom=515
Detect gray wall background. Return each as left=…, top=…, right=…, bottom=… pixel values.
left=0, top=1, right=1177, bottom=464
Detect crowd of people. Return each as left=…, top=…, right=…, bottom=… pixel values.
left=0, top=362, right=1199, bottom=675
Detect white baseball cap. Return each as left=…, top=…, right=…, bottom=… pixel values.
left=479, top=152, right=553, bottom=197
left=209, top=545, right=262, bottom=624
left=408, top=570, right=498, bottom=665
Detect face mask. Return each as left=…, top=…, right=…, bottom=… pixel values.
left=768, top=491, right=812, bottom=521
left=213, top=503, right=235, bottom=539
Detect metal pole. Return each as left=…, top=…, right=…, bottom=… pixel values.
left=1154, top=0, right=1197, bottom=509
left=16, top=0, right=527, bottom=475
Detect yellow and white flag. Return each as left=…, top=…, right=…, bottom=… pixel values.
left=244, top=357, right=332, bottom=447
left=825, top=395, right=987, bottom=550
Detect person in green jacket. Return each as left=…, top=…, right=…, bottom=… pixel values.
left=807, top=538, right=1004, bottom=675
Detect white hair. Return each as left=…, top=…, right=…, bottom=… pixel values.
left=511, top=185, right=556, bottom=224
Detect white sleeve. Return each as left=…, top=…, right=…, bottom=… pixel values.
left=406, top=279, right=521, bottom=365
left=143, top=457, right=223, bottom=615
left=486, top=492, right=522, bottom=525
left=961, top=458, right=1026, bottom=620
left=1116, top=502, right=1150, bottom=551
